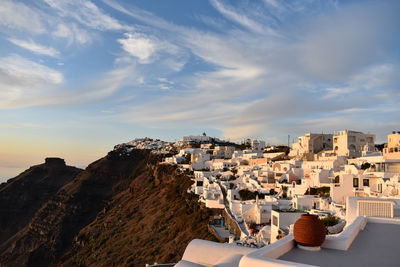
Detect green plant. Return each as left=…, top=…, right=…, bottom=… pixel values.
left=249, top=222, right=257, bottom=230
left=269, top=188, right=275, bottom=195
left=239, top=189, right=257, bottom=200
left=320, top=214, right=339, bottom=227
left=361, top=162, right=371, bottom=170
left=228, top=175, right=237, bottom=181
left=305, top=187, right=330, bottom=197
left=276, top=230, right=285, bottom=240
left=281, top=186, right=288, bottom=198
left=231, top=167, right=238, bottom=176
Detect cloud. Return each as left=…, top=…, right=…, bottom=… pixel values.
left=0, top=54, right=63, bottom=108
left=102, top=0, right=181, bottom=32
left=263, top=0, right=281, bottom=9
left=209, top=0, right=265, bottom=34
left=8, top=38, right=60, bottom=57
left=0, top=54, right=63, bottom=85
left=53, top=23, right=92, bottom=45
left=291, top=1, right=399, bottom=82
left=117, top=31, right=189, bottom=71
left=2, top=0, right=398, bottom=144
left=118, top=33, right=157, bottom=63
left=44, top=0, right=129, bottom=31
left=0, top=0, right=45, bottom=34
left=105, top=0, right=399, bottom=143
left=0, top=54, right=142, bottom=109
left=0, top=123, right=40, bottom=129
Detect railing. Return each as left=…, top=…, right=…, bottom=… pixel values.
left=357, top=200, right=393, bottom=218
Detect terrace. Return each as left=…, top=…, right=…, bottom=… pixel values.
left=279, top=222, right=400, bottom=267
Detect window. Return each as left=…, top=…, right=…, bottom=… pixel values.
left=272, top=216, right=278, bottom=226
left=353, top=178, right=359, bottom=188
left=378, top=184, right=382, bottom=193
left=363, top=179, right=369, bottom=187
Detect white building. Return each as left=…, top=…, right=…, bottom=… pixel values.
left=251, top=140, right=266, bottom=152
left=200, top=179, right=225, bottom=209
left=333, top=130, right=375, bottom=158
left=330, top=173, right=355, bottom=204
left=270, top=209, right=304, bottom=243
left=290, top=133, right=333, bottom=159
left=242, top=197, right=275, bottom=225
left=213, top=146, right=235, bottom=159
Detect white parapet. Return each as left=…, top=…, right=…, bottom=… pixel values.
left=178, top=239, right=255, bottom=266
left=239, top=234, right=317, bottom=267
left=322, top=216, right=367, bottom=250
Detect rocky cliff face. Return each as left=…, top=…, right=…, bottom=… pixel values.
left=0, top=158, right=82, bottom=246
left=0, top=149, right=215, bottom=267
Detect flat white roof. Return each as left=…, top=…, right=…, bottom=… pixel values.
left=279, top=223, right=400, bottom=267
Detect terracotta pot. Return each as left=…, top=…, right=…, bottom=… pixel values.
left=294, top=214, right=326, bottom=247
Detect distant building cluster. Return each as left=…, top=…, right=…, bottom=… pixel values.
left=114, top=138, right=175, bottom=155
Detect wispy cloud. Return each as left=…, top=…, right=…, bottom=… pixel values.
left=1, top=0, right=399, bottom=144
left=0, top=54, right=63, bottom=108
left=0, top=54, right=63, bottom=85
left=8, top=38, right=60, bottom=57
left=0, top=0, right=45, bottom=34
left=102, top=0, right=181, bottom=32
left=53, top=23, right=92, bottom=45
left=44, top=0, right=129, bottom=31
left=104, top=0, right=400, bottom=142
left=209, top=0, right=265, bottom=34
left=0, top=123, right=40, bottom=129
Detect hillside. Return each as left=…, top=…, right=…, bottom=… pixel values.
left=0, top=158, right=82, bottom=246
left=0, top=149, right=216, bottom=267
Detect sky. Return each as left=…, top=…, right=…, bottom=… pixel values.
left=0, top=0, right=399, bottom=181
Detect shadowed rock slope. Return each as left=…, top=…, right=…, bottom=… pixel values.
left=0, top=149, right=216, bottom=267
left=0, top=158, right=82, bottom=246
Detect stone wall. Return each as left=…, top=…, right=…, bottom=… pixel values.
left=222, top=208, right=242, bottom=238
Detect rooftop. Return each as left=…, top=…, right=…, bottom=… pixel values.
left=279, top=222, right=400, bottom=267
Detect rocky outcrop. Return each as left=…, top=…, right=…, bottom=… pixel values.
left=45, top=158, right=66, bottom=166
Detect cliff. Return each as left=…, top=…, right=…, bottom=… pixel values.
left=0, top=149, right=216, bottom=267
left=0, top=158, right=81, bottom=246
